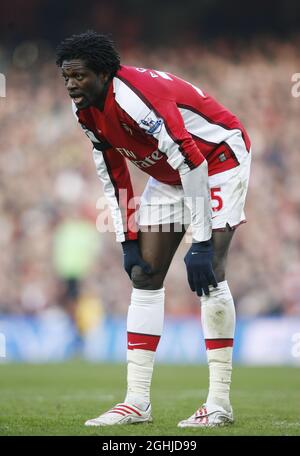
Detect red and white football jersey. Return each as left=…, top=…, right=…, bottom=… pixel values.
left=73, top=65, right=251, bottom=242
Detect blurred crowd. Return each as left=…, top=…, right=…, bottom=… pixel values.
left=1, top=37, right=300, bottom=320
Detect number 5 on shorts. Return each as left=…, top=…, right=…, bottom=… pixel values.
left=210, top=187, right=223, bottom=212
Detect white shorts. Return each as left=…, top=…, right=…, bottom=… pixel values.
left=138, top=151, right=251, bottom=231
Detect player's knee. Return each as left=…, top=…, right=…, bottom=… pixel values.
left=212, top=225, right=234, bottom=283
left=212, top=257, right=226, bottom=283
left=214, top=267, right=226, bottom=283
left=131, top=265, right=164, bottom=290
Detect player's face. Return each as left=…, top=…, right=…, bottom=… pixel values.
left=61, top=59, right=109, bottom=110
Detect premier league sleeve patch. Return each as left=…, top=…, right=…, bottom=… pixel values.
left=139, top=111, right=164, bottom=135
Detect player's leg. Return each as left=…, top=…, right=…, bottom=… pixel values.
left=202, top=227, right=236, bottom=410
left=85, top=226, right=185, bottom=426
left=179, top=150, right=251, bottom=428
left=125, top=226, right=185, bottom=413
left=132, top=225, right=186, bottom=289
left=178, top=226, right=236, bottom=428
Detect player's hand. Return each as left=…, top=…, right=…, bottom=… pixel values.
left=121, top=240, right=152, bottom=279
left=184, top=239, right=218, bottom=296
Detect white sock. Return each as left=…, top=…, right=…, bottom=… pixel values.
left=124, top=287, right=165, bottom=410
left=200, top=280, right=235, bottom=411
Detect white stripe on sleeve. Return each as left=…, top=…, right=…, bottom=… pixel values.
left=92, top=148, right=126, bottom=242
left=179, top=160, right=212, bottom=242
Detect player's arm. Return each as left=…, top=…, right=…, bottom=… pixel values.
left=72, top=103, right=151, bottom=277
left=92, top=143, right=152, bottom=278
left=121, top=89, right=215, bottom=295
left=113, top=84, right=211, bottom=243
left=70, top=103, right=134, bottom=244
left=148, top=99, right=216, bottom=296
left=76, top=117, right=151, bottom=278
left=144, top=96, right=211, bottom=241
left=92, top=143, right=137, bottom=243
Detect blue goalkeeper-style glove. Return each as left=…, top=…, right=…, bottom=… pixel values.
left=121, top=240, right=152, bottom=279
left=184, top=239, right=218, bottom=296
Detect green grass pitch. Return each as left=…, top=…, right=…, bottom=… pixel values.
left=0, top=361, right=299, bottom=436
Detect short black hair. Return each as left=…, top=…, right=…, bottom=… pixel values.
left=56, top=30, right=120, bottom=77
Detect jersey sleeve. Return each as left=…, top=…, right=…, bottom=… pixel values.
left=92, top=147, right=138, bottom=242
left=114, top=79, right=212, bottom=241
left=142, top=96, right=212, bottom=242
left=72, top=102, right=137, bottom=242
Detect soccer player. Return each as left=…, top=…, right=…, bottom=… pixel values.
left=56, top=31, right=251, bottom=427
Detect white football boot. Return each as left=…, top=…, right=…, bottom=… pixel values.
left=85, top=403, right=152, bottom=426
left=178, top=403, right=234, bottom=428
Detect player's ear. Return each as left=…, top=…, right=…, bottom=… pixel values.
left=99, top=72, right=110, bottom=83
